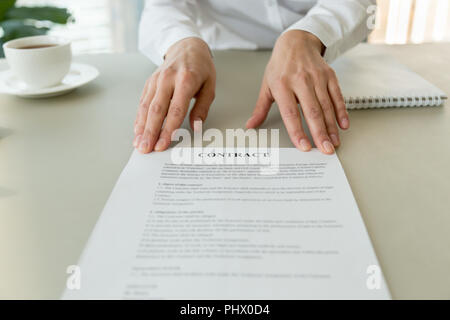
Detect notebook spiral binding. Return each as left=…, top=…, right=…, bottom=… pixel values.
left=345, top=95, right=444, bottom=109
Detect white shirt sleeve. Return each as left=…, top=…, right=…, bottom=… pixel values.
left=138, top=0, right=203, bottom=66
left=285, top=0, right=376, bottom=62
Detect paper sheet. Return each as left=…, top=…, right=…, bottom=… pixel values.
left=63, top=148, right=390, bottom=299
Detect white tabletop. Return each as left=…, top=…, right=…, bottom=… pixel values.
left=1, top=43, right=449, bottom=299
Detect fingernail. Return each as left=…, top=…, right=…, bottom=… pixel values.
left=330, top=134, right=339, bottom=147
left=133, top=134, right=142, bottom=148
left=322, top=140, right=335, bottom=154
left=193, top=118, right=202, bottom=132
left=138, top=140, right=148, bottom=153
left=154, top=138, right=166, bottom=151
left=299, top=138, right=311, bottom=152
left=341, top=118, right=349, bottom=129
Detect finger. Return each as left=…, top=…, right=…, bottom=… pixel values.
left=272, top=85, right=311, bottom=152
left=134, top=74, right=158, bottom=147
left=135, top=74, right=157, bottom=131
left=138, top=78, right=173, bottom=153
left=294, top=79, right=334, bottom=154
left=246, top=79, right=274, bottom=129
left=154, top=77, right=198, bottom=152
left=135, top=78, right=150, bottom=130
left=315, top=82, right=340, bottom=147
left=328, top=72, right=349, bottom=130
left=189, top=78, right=215, bottom=131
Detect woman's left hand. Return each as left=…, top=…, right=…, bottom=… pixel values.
left=246, top=30, right=349, bottom=155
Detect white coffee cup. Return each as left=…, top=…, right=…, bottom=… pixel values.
left=3, top=35, right=72, bottom=89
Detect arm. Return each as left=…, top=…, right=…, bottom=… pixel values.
left=138, top=0, right=203, bottom=65
left=134, top=0, right=215, bottom=154
left=247, top=0, right=375, bottom=154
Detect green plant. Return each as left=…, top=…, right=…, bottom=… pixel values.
left=0, top=0, right=72, bottom=57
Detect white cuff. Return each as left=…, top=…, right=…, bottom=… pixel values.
left=284, top=15, right=341, bottom=63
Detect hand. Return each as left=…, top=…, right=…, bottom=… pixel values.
left=134, top=37, right=216, bottom=153
left=246, top=30, right=349, bottom=154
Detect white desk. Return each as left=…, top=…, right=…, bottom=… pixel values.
left=1, top=43, right=449, bottom=299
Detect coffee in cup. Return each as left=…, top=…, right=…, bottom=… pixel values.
left=3, top=35, right=72, bottom=89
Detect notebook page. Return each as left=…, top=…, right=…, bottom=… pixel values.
left=331, top=48, right=446, bottom=109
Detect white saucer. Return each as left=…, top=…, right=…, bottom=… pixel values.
left=0, top=63, right=99, bottom=98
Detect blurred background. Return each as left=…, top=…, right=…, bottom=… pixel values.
left=0, top=0, right=449, bottom=57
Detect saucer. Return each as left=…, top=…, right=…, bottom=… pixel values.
left=0, top=63, right=99, bottom=98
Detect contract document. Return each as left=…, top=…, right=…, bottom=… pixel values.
left=64, top=148, right=390, bottom=299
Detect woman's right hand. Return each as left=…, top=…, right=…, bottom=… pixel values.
left=133, top=37, right=216, bottom=153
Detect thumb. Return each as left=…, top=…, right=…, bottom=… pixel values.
left=246, top=79, right=273, bottom=129
left=189, top=80, right=215, bottom=130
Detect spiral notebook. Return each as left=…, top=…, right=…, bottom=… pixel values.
left=331, top=49, right=447, bottom=109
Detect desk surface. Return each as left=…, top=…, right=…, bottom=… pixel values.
left=1, top=43, right=449, bottom=299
